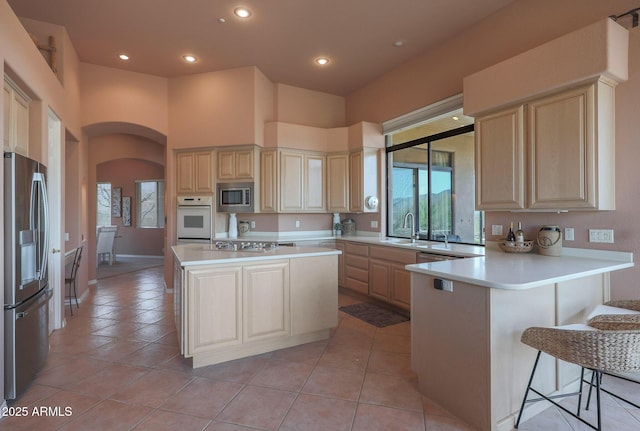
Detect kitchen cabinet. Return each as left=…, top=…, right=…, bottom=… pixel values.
left=327, top=154, right=350, bottom=212
left=260, top=149, right=278, bottom=212
left=176, top=149, right=215, bottom=194
left=343, top=242, right=369, bottom=295
left=3, top=76, right=30, bottom=156
left=475, top=79, right=615, bottom=211
left=174, top=251, right=338, bottom=368
left=217, top=147, right=256, bottom=181
left=186, top=264, right=243, bottom=355
left=369, top=246, right=415, bottom=310
left=243, top=261, right=290, bottom=342
left=260, top=149, right=326, bottom=213
left=349, top=148, right=379, bottom=213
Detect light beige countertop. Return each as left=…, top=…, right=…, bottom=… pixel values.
left=406, top=245, right=634, bottom=290
left=172, top=243, right=341, bottom=267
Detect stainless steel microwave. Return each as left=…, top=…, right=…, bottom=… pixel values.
left=217, top=182, right=254, bottom=213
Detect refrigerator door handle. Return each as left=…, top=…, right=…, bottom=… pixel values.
left=31, top=172, right=50, bottom=279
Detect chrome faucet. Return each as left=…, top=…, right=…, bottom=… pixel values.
left=403, top=212, right=417, bottom=243
left=444, top=234, right=449, bottom=248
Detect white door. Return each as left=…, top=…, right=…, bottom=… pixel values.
left=47, top=109, right=64, bottom=330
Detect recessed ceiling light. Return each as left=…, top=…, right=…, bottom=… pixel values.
left=315, top=57, right=330, bottom=66
left=234, top=7, right=251, bottom=18
left=393, top=40, right=405, bottom=47
left=218, top=17, right=226, bottom=24
left=119, top=53, right=130, bottom=61
left=183, top=54, right=198, bottom=63
left=452, top=116, right=459, bottom=121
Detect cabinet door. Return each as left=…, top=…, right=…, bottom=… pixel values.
left=235, top=149, right=254, bottom=179
left=369, top=259, right=390, bottom=301
left=390, top=262, right=411, bottom=310
left=217, top=151, right=236, bottom=180
left=327, top=154, right=349, bottom=212
left=304, top=154, right=326, bottom=211
left=176, top=152, right=196, bottom=194
left=260, top=150, right=278, bottom=212
left=349, top=151, right=363, bottom=212
left=194, top=151, right=214, bottom=193
left=334, top=242, right=346, bottom=287
left=528, top=84, right=595, bottom=209
left=243, top=261, right=290, bottom=342
left=187, top=266, right=242, bottom=355
left=280, top=152, right=304, bottom=212
left=475, top=106, right=525, bottom=210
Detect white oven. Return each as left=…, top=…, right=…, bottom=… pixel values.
left=176, top=196, right=212, bottom=243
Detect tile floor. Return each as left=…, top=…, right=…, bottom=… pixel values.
left=2, top=266, right=640, bottom=430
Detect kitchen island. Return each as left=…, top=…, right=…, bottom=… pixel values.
left=172, top=243, right=341, bottom=368
left=406, top=245, right=633, bottom=431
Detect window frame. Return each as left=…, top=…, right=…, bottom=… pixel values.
left=135, top=179, right=165, bottom=229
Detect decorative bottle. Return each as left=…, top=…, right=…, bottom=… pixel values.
left=515, top=222, right=525, bottom=246
left=507, top=222, right=516, bottom=242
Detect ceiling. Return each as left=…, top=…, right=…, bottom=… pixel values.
left=7, top=0, right=517, bottom=96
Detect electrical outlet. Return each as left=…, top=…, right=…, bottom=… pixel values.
left=589, top=229, right=614, bottom=243
left=564, top=227, right=574, bottom=241
left=442, top=280, right=454, bottom=292
left=250, top=221, right=256, bottom=229
left=371, top=220, right=378, bottom=228
left=491, top=225, right=503, bottom=236
left=295, top=220, right=300, bottom=228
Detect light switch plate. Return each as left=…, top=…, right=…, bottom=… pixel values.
left=491, top=225, right=503, bottom=236
left=564, top=227, right=574, bottom=241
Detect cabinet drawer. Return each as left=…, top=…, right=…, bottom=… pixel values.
left=370, top=245, right=416, bottom=264
left=345, top=265, right=368, bottom=283
left=345, top=254, right=369, bottom=270
left=345, top=277, right=369, bottom=295
left=345, top=242, right=369, bottom=257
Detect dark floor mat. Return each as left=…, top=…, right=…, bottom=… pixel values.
left=339, top=302, right=409, bottom=328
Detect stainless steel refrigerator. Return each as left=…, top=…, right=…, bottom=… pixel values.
left=3, top=152, right=51, bottom=400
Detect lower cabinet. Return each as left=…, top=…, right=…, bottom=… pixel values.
left=343, top=242, right=369, bottom=294
left=187, top=265, right=243, bottom=355
left=369, top=245, right=415, bottom=310
left=177, top=255, right=338, bottom=367
left=243, top=261, right=290, bottom=342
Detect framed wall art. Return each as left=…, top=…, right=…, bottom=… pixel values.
left=122, top=196, right=131, bottom=226
left=112, top=187, right=122, bottom=217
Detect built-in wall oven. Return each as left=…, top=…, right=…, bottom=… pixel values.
left=176, top=196, right=212, bottom=243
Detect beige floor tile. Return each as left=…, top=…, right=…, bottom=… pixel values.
left=352, top=403, right=424, bottom=431
left=302, top=364, right=365, bottom=401
left=317, top=343, right=371, bottom=371
left=360, top=372, right=423, bottom=412
left=269, top=340, right=328, bottom=364
left=120, top=342, right=180, bottom=368
left=249, top=359, right=315, bottom=391
left=159, top=376, right=243, bottom=418
left=367, top=350, right=415, bottom=377
left=86, top=339, right=150, bottom=362
left=372, top=332, right=411, bottom=353
left=110, top=369, right=193, bottom=408
left=56, top=399, right=153, bottom=431
left=69, top=363, right=150, bottom=398
left=217, top=385, right=296, bottom=430
left=205, top=421, right=258, bottom=430
left=280, top=393, right=357, bottom=431
left=133, top=409, right=212, bottom=431
left=193, top=355, right=270, bottom=383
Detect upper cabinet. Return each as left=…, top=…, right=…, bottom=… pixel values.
left=260, top=149, right=326, bottom=213
left=349, top=148, right=380, bottom=213
left=217, top=147, right=257, bottom=181
left=326, top=154, right=350, bottom=213
left=3, top=76, right=30, bottom=157
left=475, top=79, right=615, bottom=211
left=176, top=149, right=215, bottom=194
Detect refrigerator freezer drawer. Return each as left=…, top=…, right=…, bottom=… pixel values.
left=4, top=287, right=51, bottom=400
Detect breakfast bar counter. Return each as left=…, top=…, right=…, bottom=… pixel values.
left=405, top=246, right=633, bottom=431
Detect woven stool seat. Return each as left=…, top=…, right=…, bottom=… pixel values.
left=516, top=318, right=640, bottom=431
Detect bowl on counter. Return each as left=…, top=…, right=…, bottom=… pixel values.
left=498, top=240, right=534, bottom=253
